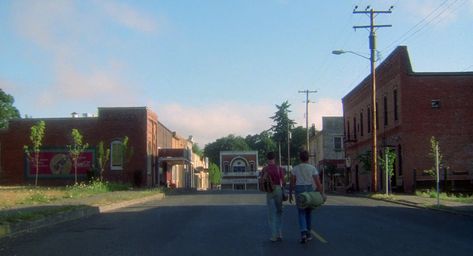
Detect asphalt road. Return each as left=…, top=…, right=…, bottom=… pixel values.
left=1, top=191, right=472, bottom=256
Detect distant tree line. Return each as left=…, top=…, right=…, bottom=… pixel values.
left=204, top=100, right=312, bottom=168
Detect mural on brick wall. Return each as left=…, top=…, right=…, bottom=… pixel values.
left=25, top=149, right=94, bottom=177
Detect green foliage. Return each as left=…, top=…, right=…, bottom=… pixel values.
left=245, top=131, right=277, bottom=165
left=67, top=129, right=89, bottom=184
left=192, top=143, right=204, bottom=158
left=96, top=141, right=110, bottom=180
left=204, top=134, right=250, bottom=166
left=0, top=89, right=20, bottom=129
left=270, top=101, right=296, bottom=165
left=122, top=136, right=134, bottom=167
left=379, top=148, right=397, bottom=177
left=289, top=126, right=308, bottom=165
left=65, top=179, right=130, bottom=198
left=424, top=136, right=443, bottom=176
left=416, top=189, right=473, bottom=203
left=23, top=120, right=46, bottom=186
left=208, top=163, right=222, bottom=186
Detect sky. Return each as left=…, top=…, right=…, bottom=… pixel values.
left=1, top=0, right=472, bottom=146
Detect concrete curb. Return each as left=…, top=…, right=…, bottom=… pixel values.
left=367, top=196, right=473, bottom=218
left=0, top=193, right=165, bottom=239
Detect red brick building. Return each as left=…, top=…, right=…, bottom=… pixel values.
left=220, top=151, right=258, bottom=190
left=0, top=107, right=207, bottom=188
left=342, top=46, right=473, bottom=193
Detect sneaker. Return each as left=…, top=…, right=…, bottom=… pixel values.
left=299, top=235, right=307, bottom=244
left=306, top=230, right=313, bottom=241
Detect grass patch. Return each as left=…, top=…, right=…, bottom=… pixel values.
left=370, top=193, right=396, bottom=201
left=64, top=180, right=131, bottom=199
left=416, top=190, right=473, bottom=204
left=0, top=206, right=81, bottom=224
left=0, top=180, right=133, bottom=209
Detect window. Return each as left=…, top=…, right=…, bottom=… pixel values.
left=334, top=137, right=342, bottom=151
left=360, top=112, right=364, bottom=137
left=347, top=121, right=350, bottom=140
left=384, top=96, right=388, bottom=126
left=393, top=90, right=398, bottom=121
left=224, top=163, right=229, bottom=173
left=111, top=141, right=124, bottom=170
left=353, top=117, right=357, bottom=140
left=376, top=102, right=379, bottom=129
left=367, top=107, right=371, bottom=133
left=431, top=99, right=440, bottom=109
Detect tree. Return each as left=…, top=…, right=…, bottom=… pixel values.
left=0, top=89, right=20, bottom=129
left=289, top=126, right=308, bottom=165
left=122, top=136, right=134, bottom=169
left=23, top=121, right=46, bottom=186
left=96, top=141, right=110, bottom=181
left=245, top=131, right=277, bottom=166
left=270, top=101, right=296, bottom=165
left=67, top=129, right=89, bottom=184
left=379, top=147, right=397, bottom=194
left=204, top=134, right=250, bottom=166
left=192, top=143, right=204, bottom=158
left=208, top=162, right=222, bottom=189
left=424, top=136, right=443, bottom=177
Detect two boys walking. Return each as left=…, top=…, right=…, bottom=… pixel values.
left=262, top=150, right=326, bottom=244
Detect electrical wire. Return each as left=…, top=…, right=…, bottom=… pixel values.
left=382, top=0, right=466, bottom=53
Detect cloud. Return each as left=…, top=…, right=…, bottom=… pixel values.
left=404, top=0, right=460, bottom=27
left=10, top=0, right=154, bottom=110
left=293, top=97, right=343, bottom=130
left=97, top=0, right=158, bottom=33
left=152, top=98, right=343, bottom=147
left=153, top=102, right=274, bottom=146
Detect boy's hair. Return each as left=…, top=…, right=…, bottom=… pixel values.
left=266, top=151, right=276, bottom=160
left=299, top=150, right=309, bottom=162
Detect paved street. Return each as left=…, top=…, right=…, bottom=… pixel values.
left=1, top=191, right=472, bottom=256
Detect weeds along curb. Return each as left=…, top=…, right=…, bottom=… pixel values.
left=0, top=193, right=166, bottom=239
left=0, top=206, right=99, bottom=239
left=369, top=196, right=473, bottom=218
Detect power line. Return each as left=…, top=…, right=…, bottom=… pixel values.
left=383, top=0, right=466, bottom=53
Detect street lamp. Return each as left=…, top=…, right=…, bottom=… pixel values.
left=332, top=48, right=379, bottom=193
left=332, top=50, right=371, bottom=60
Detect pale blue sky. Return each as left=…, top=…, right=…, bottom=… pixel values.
left=1, top=0, right=472, bottom=146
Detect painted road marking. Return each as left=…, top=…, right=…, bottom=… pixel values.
left=310, top=229, right=328, bottom=243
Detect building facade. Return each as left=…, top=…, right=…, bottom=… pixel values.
left=0, top=107, right=209, bottom=189
left=342, top=46, right=473, bottom=193
left=219, top=151, right=258, bottom=190
left=309, top=117, right=346, bottom=191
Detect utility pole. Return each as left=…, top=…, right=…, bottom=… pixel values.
left=353, top=5, right=392, bottom=193
left=298, top=90, right=317, bottom=152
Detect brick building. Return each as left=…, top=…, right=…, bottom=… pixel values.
left=220, top=151, right=258, bottom=190
left=0, top=107, right=208, bottom=188
left=342, top=46, right=473, bottom=193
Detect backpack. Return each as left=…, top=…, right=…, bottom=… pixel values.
left=258, top=167, right=274, bottom=193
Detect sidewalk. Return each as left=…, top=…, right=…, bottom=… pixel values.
left=360, top=193, right=473, bottom=217
left=0, top=191, right=165, bottom=239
